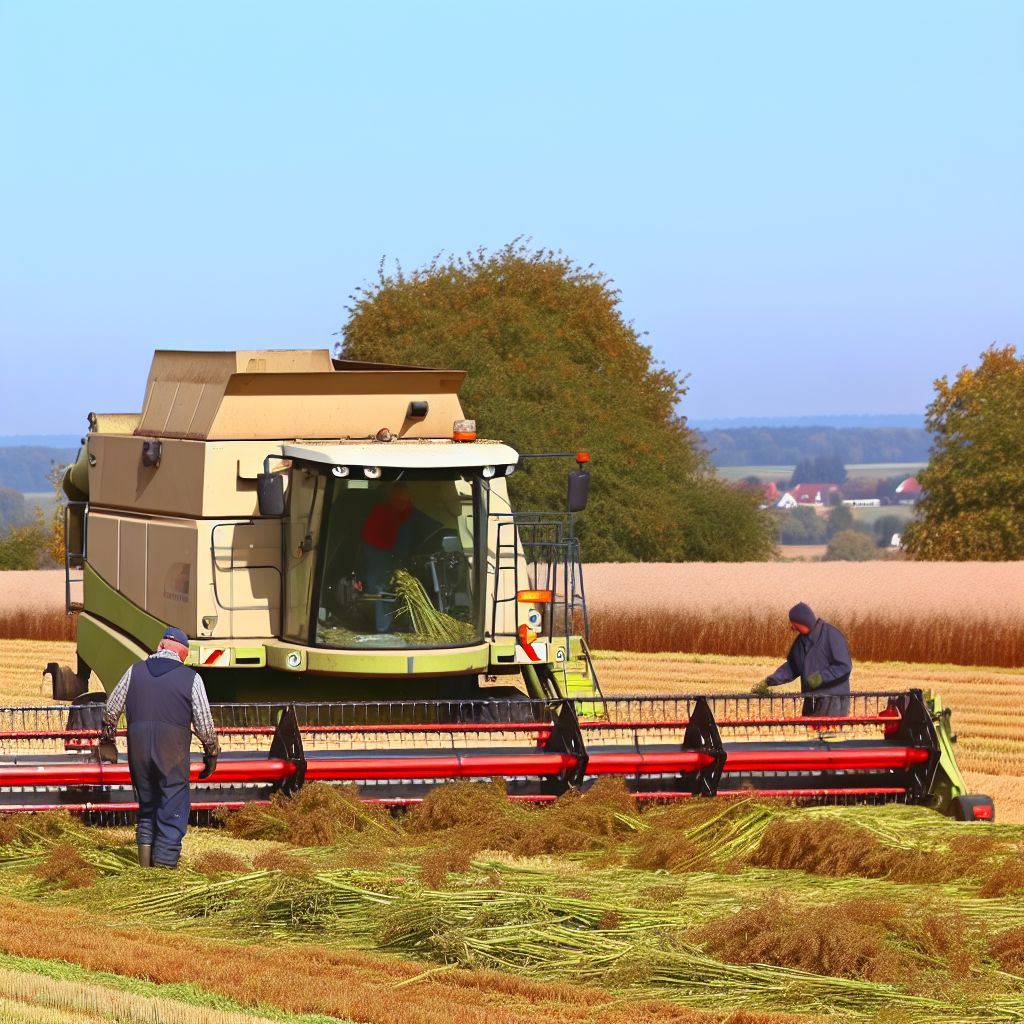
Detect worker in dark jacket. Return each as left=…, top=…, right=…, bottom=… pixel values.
left=101, top=627, right=220, bottom=868
left=753, top=602, right=852, bottom=716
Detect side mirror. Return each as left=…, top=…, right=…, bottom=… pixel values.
left=567, top=470, right=590, bottom=513
left=256, top=473, right=285, bottom=517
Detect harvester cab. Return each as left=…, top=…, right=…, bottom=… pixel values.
left=47, top=350, right=597, bottom=710
left=0, top=349, right=993, bottom=822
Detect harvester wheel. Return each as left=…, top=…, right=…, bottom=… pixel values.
left=474, top=686, right=541, bottom=724
left=45, top=663, right=90, bottom=702
left=951, top=794, right=995, bottom=822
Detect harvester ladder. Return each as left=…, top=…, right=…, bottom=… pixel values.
left=63, top=500, right=87, bottom=613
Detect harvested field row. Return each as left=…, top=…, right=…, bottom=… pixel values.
left=0, top=959, right=296, bottom=1024
left=1, top=793, right=1024, bottom=1021
left=0, top=900, right=764, bottom=1024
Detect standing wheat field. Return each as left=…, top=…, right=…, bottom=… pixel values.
left=582, top=562, right=1024, bottom=666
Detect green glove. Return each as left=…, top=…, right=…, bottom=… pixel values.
left=751, top=679, right=771, bottom=696
left=807, top=672, right=824, bottom=690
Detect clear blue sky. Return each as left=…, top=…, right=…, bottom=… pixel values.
left=1, top=1, right=1021, bottom=434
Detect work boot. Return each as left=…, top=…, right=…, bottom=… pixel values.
left=137, top=844, right=152, bottom=868
left=153, top=862, right=178, bottom=870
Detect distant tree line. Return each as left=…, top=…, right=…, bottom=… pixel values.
left=700, top=427, right=930, bottom=467
left=0, top=447, right=77, bottom=492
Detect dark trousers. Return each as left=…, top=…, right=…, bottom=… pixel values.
left=802, top=691, right=851, bottom=717
left=127, top=721, right=192, bottom=866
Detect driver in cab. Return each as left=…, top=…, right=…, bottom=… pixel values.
left=361, top=483, right=414, bottom=630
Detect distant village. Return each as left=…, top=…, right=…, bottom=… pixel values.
left=768, top=476, right=922, bottom=510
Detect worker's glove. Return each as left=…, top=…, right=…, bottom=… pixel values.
left=807, top=672, right=824, bottom=690
left=198, top=740, right=221, bottom=780
left=98, top=723, right=118, bottom=764
left=751, top=679, right=772, bottom=697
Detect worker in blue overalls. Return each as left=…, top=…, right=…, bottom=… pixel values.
left=101, top=627, right=220, bottom=868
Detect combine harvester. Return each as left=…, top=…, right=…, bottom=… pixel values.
left=0, top=350, right=994, bottom=821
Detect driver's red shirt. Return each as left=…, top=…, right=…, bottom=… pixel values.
left=362, top=502, right=412, bottom=550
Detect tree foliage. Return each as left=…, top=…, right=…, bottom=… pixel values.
left=904, top=345, right=1024, bottom=560
left=48, top=462, right=66, bottom=566
left=0, top=508, right=52, bottom=570
left=873, top=514, right=906, bottom=548
left=775, top=506, right=827, bottom=545
left=339, top=243, right=775, bottom=561
left=789, top=455, right=847, bottom=485
left=824, top=529, right=879, bottom=562
left=826, top=504, right=854, bottom=538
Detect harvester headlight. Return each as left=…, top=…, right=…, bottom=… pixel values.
left=504, top=464, right=515, bottom=476
left=332, top=465, right=350, bottom=478
left=286, top=651, right=302, bottom=668
left=363, top=466, right=383, bottom=480
left=481, top=465, right=496, bottom=479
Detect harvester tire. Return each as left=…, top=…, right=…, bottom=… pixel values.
left=45, top=663, right=89, bottom=702
left=475, top=686, right=541, bottom=724
left=951, top=794, right=995, bottom=822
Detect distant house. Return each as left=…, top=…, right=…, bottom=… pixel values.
left=895, top=477, right=922, bottom=505
left=784, top=483, right=841, bottom=506
left=759, top=481, right=781, bottom=506
left=776, top=492, right=799, bottom=509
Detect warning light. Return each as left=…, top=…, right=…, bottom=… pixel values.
left=453, top=419, right=477, bottom=442
left=517, top=590, right=552, bottom=603
left=576, top=451, right=590, bottom=465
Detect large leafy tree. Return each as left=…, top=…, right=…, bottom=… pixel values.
left=338, top=243, right=775, bottom=561
left=904, top=345, right=1024, bottom=560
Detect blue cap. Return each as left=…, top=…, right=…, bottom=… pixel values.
left=161, top=626, right=190, bottom=646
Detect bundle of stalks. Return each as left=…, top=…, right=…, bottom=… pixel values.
left=390, top=569, right=475, bottom=643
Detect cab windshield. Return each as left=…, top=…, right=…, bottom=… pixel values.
left=283, top=467, right=486, bottom=649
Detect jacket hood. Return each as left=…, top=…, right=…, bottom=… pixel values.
left=788, top=602, right=817, bottom=629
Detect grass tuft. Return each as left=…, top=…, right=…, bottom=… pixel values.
left=29, top=842, right=98, bottom=889
left=222, top=783, right=397, bottom=847
left=191, top=849, right=251, bottom=876
left=699, top=892, right=905, bottom=979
